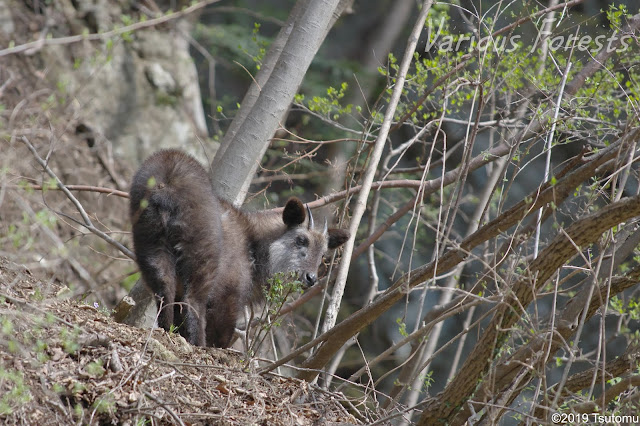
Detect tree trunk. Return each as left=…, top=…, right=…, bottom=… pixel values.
left=210, top=0, right=349, bottom=206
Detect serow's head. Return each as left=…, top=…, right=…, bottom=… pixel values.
left=269, top=198, right=350, bottom=288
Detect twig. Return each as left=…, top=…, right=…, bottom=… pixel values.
left=534, top=60, right=573, bottom=258
left=391, top=0, right=586, bottom=131
left=572, top=376, right=640, bottom=413
left=204, top=6, right=286, bottom=26
left=0, top=0, right=222, bottom=57
left=423, top=194, right=640, bottom=423
left=295, top=130, right=635, bottom=383
left=0, top=291, right=79, bottom=329
left=20, top=136, right=135, bottom=260
left=10, top=192, right=100, bottom=297
left=24, top=184, right=129, bottom=198
left=143, top=391, right=186, bottom=426
left=320, top=0, right=436, bottom=336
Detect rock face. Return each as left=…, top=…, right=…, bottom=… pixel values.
left=71, top=21, right=209, bottom=164
left=0, top=0, right=209, bottom=166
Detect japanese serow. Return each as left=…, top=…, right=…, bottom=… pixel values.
left=130, top=149, right=350, bottom=348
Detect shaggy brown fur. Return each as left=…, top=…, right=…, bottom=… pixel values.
left=130, top=149, right=349, bottom=348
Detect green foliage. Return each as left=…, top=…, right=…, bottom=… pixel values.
left=263, top=271, right=304, bottom=327
left=92, top=394, right=115, bottom=414
left=154, top=91, right=179, bottom=107
left=70, top=381, right=86, bottom=395
left=84, top=360, right=106, bottom=378
left=610, top=296, right=640, bottom=321
left=1, top=316, right=13, bottom=335
left=248, top=22, right=267, bottom=69
left=396, top=317, right=408, bottom=338
left=118, top=15, right=135, bottom=42
left=296, top=82, right=353, bottom=120
left=422, top=370, right=434, bottom=391
left=194, top=22, right=271, bottom=71
left=60, top=326, right=82, bottom=354
left=34, top=209, right=57, bottom=228
left=89, top=301, right=113, bottom=317
left=73, top=403, right=83, bottom=417
left=607, top=376, right=622, bottom=386
left=245, top=272, right=304, bottom=360
left=121, top=271, right=140, bottom=292
left=606, top=4, right=631, bottom=28
left=0, top=368, right=32, bottom=415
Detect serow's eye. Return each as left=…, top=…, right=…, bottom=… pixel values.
left=295, top=236, right=309, bottom=247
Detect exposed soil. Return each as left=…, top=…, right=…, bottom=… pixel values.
left=0, top=257, right=362, bottom=425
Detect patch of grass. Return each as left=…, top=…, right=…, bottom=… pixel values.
left=0, top=367, right=32, bottom=415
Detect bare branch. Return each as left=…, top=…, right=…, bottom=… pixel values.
left=392, top=0, right=587, bottom=131
left=25, top=184, right=129, bottom=199
left=20, top=136, right=135, bottom=260
left=320, top=0, right=436, bottom=336
left=420, top=195, right=640, bottom=424
left=0, top=0, right=222, bottom=57
left=293, top=131, right=635, bottom=382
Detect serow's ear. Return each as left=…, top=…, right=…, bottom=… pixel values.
left=282, top=198, right=306, bottom=227
left=328, top=229, right=350, bottom=249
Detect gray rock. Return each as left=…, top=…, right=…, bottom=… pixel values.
left=145, top=62, right=176, bottom=93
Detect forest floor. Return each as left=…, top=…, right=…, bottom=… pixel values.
left=0, top=257, right=362, bottom=425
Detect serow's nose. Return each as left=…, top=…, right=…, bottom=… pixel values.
left=303, top=272, right=317, bottom=287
